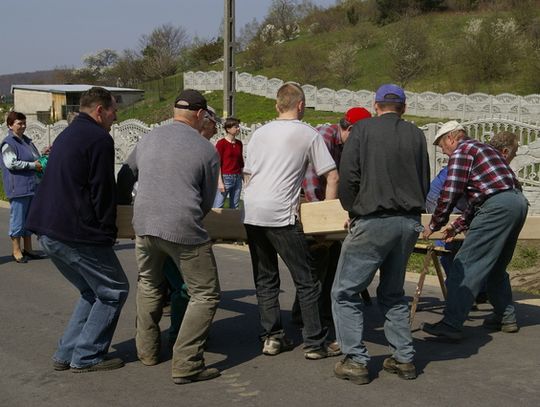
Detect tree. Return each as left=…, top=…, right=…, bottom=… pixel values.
left=328, top=44, right=361, bottom=86
left=385, top=19, right=429, bottom=87
left=139, top=23, right=189, bottom=80
left=83, top=49, right=119, bottom=78
left=188, top=37, right=224, bottom=70
left=109, top=49, right=145, bottom=87
left=238, top=18, right=261, bottom=51
left=264, top=0, right=302, bottom=41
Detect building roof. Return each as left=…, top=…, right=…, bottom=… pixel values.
left=11, top=84, right=144, bottom=93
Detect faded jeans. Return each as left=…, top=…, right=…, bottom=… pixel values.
left=39, top=235, right=129, bottom=368
left=332, top=215, right=421, bottom=365
left=213, top=174, right=242, bottom=209
left=135, top=236, right=220, bottom=378
left=443, top=190, right=528, bottom=329
left=245, top=223, right=327, bottom=350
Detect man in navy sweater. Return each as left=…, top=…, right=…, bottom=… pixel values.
left=26, top=87, right=129, bottom=373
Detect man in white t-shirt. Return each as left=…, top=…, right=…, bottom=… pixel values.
left=243, top=82, right=339, bottom=360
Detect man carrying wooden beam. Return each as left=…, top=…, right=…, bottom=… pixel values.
left=293, top=107, right=373, bottom=350
left=243, top=82, right=340, bottom=360
left=332, top=84, right=430, bottom=385
left=422, top=122, right=527, bottom=340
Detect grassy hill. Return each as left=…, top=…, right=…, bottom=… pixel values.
left=118, top=5, right=540, bottom=125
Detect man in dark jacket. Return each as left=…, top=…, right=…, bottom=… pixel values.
left=331, top=84, right=430, bottom=385
left=26, top=87, right=129, bottom=373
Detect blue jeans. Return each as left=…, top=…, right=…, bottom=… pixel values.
left=245, top=223, right=327, bottom=350
left=9, top=195, right=33, bottom=237
left=213, top=174, right=242, bottom=209
left=39, top=235, right=129, bottom=368
left=332, top=215, right=421, bottom=365
left=443, top=190, right=528, bottom=329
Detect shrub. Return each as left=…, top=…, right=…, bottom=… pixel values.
left=385, top=19, right=430, bottom=87
left=459, top=16, right=523, bottom=83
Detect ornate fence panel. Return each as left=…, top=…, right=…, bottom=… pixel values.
left=302, top=85, right=317, bottom=108
left=206, top=71, right=222, bottom=91
left=354, top=90, right=374, bottom=110
left=236, top=72, right=253, bottom=93
left=266, top=78, right=284, bottom=99
left=184, top=71, right=540, bottom=121
left=252, top=75, right=268, bottom=97
left=334, top=90, right=355, bottom=113
left=315, top=88, right=335, bottom=112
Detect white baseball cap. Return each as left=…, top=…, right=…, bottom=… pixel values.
left=433, top=121, right=465, bottom=145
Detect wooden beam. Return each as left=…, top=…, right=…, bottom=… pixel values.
left=117, top=201, right=540, bottom=240
left=117, top=206, right=246, bottom=240
left=300, top=199, right=540, bottom=240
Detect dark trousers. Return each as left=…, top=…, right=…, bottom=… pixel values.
left=245, top=223, right=327, bottom=350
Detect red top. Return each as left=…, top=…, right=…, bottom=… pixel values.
left=215, top=138, right=244, bottom=174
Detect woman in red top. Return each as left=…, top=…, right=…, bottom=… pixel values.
left=213, top=117, right=244, bottom=209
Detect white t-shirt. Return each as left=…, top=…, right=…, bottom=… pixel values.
left=243, top=119, right=336, bottom=227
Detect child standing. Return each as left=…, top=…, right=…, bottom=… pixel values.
left=214, top=117, right=244, bottom=209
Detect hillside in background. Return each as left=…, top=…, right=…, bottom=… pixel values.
left=119, top=2, right=540, bottom=124
left=0, top=69, right=70, bottom=96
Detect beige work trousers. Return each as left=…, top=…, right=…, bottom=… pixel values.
left=135, top=235, right=220, bottom=378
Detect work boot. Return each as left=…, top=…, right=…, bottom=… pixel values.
left=421, top=320, right=463, bottom=341
left=71, top=357, right=125, bottom=373
left=334, top=356, right=370, bottom=385
left=383, top=357, right=417, bottom=380
left=482, top=314, right=519, bottom=333
left=173, top=367, right=220, bottom=384
left=262, top=336, right=294, bottom=356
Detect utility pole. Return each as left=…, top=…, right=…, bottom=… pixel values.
left=223, top=0, right=235, bottom=118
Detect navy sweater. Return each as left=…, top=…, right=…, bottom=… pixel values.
left=26, top=113, right=117, bottom=245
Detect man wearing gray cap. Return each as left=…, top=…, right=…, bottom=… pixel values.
left=332, top=84, right=430, bottom=384
left=422, top=121, right=527, bottom=340
left=122, top=89, right=221, bottom=384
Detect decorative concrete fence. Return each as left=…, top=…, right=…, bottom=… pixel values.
left=2, top=117, right=539, bottom=213
left=184, top=70, right=540, bottom=122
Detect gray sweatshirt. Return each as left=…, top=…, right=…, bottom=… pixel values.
left=125, top=121, right=220, bottom=245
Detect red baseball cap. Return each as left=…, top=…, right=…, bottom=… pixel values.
left=344, top=107, right=372, bottom=124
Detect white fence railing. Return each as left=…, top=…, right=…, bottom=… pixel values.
left=184, top=70, right=540, bottom=122
left=2, top=117, right=539, bottom=213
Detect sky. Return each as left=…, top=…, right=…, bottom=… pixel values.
left=1, top=0, right=337, bottom=75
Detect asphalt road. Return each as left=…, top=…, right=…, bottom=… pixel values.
left=0, top=206, right=539, bottom=407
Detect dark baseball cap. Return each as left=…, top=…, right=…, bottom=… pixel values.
left=174, top=89, right=208, bottom=111
left=375, top=84, right=406, bottom=104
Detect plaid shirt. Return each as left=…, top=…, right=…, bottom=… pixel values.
left=430, top=139, right=520, bottom=233
left=302, top=124, right=343, bottom=201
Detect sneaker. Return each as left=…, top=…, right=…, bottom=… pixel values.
left=71, top=357, right=125, bottom=373
left=262, top=336, right=293, bottom=356
left=421, top=320, right=463, bottom=340
left=304, top=341, right=342, bottom=360
left=482, top=314, right=519, bottom=333
left=383, top=357, right=417, bottom=380
left=53, top=360, right=70, bottom=371
left=173, top=367, right=220, bottom=385
left=326, top=340, right=342, bottom=357
left=334, top=356, right=370, bottom=385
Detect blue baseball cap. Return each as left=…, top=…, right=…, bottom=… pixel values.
left=375, top=84, right=406, bottom=103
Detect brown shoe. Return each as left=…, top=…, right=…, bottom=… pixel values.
left=334, top=356, right=370, bottom=385
left=383, top=357, right=417, bottom=380
left=173, top=367, right=220, bottom=384
left=71, top=357, right=125, bottom=373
